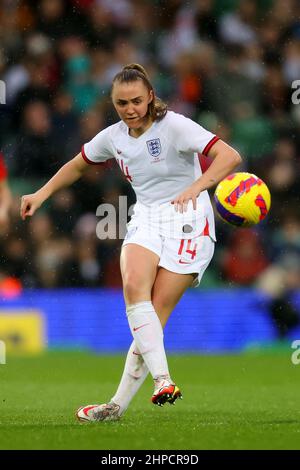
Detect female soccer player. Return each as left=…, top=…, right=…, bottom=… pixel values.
left=20, top=64, right=242, bottom=422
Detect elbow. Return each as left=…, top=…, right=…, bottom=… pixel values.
left=230, top=150, right=242, bottom=169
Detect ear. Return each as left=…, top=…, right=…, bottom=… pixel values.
left=148, top=90, right=154, bottom=104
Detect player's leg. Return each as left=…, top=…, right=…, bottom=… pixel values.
left=152, top=268, right=195, bottom=328
left=120, top=243, right=172, bottom=383
left=149, top=235, right=215, bottom=405
left=77, top=236, right=214, bottom=421
left=76, top=268, right=196, bottom=422
left=110, top=268, right=195, bottom=413
left=106, top=244, right=162, bottom=416
left=150, top=268, right=195, bottom=404
left=120, top=243, right=159, bottom=305
left=77, top=243, right=168, bottom=422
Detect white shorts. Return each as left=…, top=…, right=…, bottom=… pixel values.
left=122, top=225, right=215, bottom=287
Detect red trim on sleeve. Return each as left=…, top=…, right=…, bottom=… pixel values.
left=81, top=145, right=103, bottom=165
left=202, top=136, right=220, bottom=156
left=0, top=152, right=8, bottom=180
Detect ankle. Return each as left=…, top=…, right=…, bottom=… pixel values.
left=154, top=374, right=171, bottom=388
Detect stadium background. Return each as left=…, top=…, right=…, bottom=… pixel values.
left=0, top=0, right=300, bottom=451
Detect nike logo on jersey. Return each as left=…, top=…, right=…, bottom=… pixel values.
left=117, top=149, right=122, bottom=154
left=179, top=260, right=192, bottom=264
left=133, top=323, right=150, bottom=332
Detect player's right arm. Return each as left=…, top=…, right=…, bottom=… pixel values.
left=20, top=152, right=89, bottom=220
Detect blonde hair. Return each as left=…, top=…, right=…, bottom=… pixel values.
left=112, top=63, right=168, bottom=122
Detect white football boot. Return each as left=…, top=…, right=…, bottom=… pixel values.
left=76, top=402, right=121, bottom=422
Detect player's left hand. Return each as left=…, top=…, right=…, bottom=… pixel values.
left=171, top=184, right=200, bottom=213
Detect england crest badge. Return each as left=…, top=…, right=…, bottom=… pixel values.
left=146, top=138, right=161, bottom=157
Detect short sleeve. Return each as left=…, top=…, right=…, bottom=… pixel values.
left=168, top=112, right=219, bottom=156
left=81, top=127, right=114, bottom=165
left=0, top=152, right=8, bottom=180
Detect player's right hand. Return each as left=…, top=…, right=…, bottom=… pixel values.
left=20, top=193, right=44, bottom=220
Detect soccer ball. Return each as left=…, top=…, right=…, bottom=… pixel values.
left=214, top=172, right=271, bottom=227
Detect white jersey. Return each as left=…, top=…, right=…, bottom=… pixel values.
left=82, top=111, right=219, bottom=240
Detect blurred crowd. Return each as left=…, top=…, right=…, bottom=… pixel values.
left=0, top=0, right=300, bottom=315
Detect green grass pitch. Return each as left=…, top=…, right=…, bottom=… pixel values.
left=0, top=350, right=300, bottom=450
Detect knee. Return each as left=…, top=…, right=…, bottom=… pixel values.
left=123, top=273, right=150, bottom=304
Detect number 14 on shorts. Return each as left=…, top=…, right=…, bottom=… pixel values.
left=178, top=239, right=197, bottom=262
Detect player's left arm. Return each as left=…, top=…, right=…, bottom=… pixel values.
left=171, top=140, right=242, bottom=213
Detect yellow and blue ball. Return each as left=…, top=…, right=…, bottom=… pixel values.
left=214, top=172, right=271, bottom=227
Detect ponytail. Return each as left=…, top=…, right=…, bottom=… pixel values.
left=112, top=63, right=168, bottom=122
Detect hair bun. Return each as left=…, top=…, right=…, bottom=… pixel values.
left=122, top=63, right=148, bottom=77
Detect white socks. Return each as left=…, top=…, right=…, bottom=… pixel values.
left=110, top=341, right=148, bottom=415
left=125, top=301, right=170, bottom=379
left=110, top=301, right=171, bottom=415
